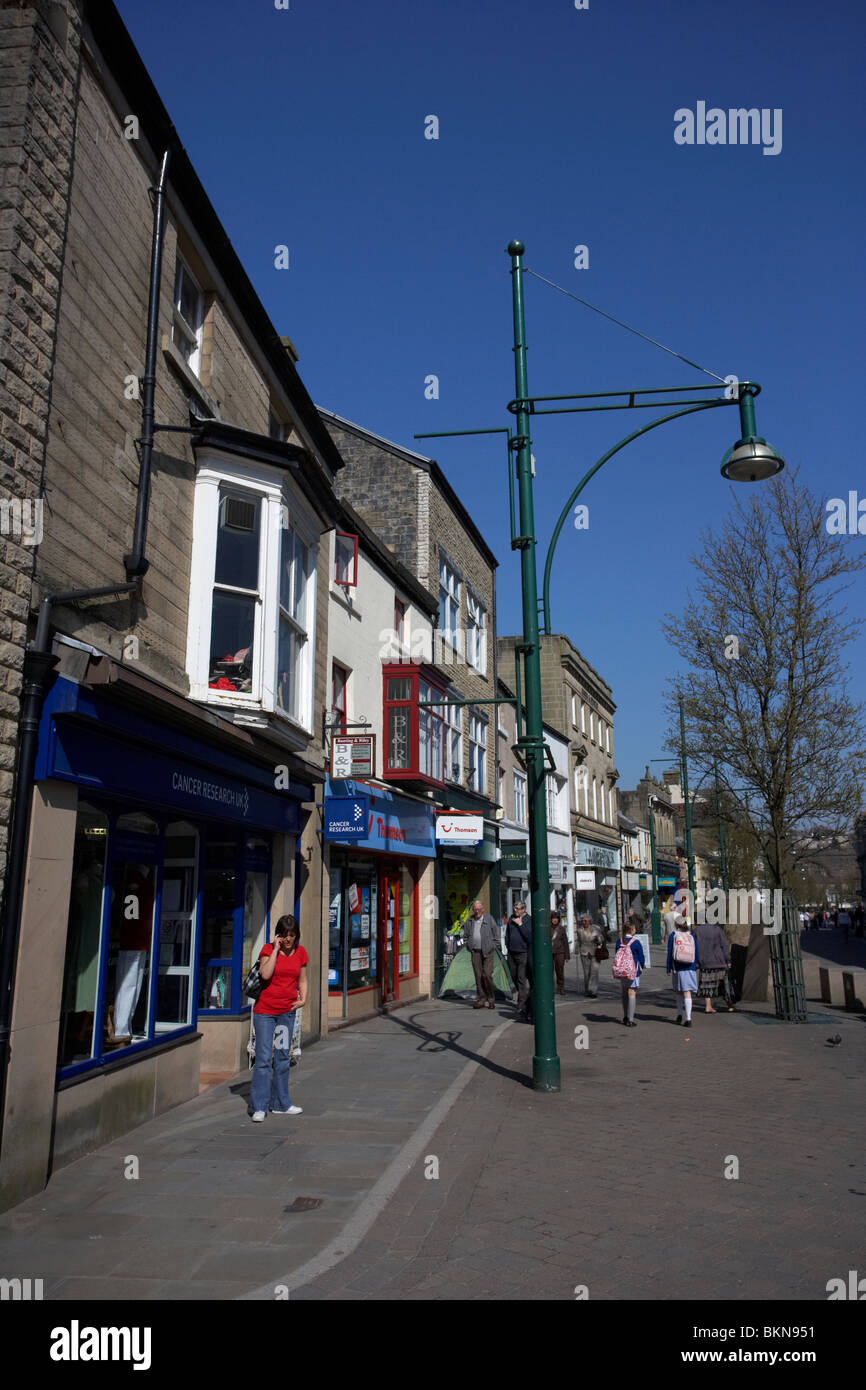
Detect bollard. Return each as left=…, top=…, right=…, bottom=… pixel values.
left=818, top=967, right=832, bottom=1005
left=842, top=972, right=859, bottom=1012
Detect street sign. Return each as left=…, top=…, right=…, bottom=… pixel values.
left=330, top=733, right=376, bottom=779
left=324, top=795, right=370, bottom=840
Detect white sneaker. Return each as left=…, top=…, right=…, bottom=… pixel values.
left=270, top=1105, right=303, bottom=1115
left=251, top=1111, right=266, bottom=1122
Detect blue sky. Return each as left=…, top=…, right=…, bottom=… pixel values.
left=117, top=0, right=866, bottom=789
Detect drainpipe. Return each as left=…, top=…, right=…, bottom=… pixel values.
left=0, top=148, right=171, bottom=1158
left=124, top=149, right=170, bottom=579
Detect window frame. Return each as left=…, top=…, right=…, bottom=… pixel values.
left=186, top=456, right=318, bottom=734
left=513, top=770, right=527, bottom=825
left=172, top=257, right=204, bottom=378
left=331, top=661, right=349, bottom=734
left=466, top=590, right=487, bottom=674
left=438, top=554, right=461, bottom=652
left=444, top=696, right=463, bottom=784
left=334, top=531, right=359, bottom=588
left=382, top=662, right=447, bottom=786
left=468, top=710, right=487, bottom=794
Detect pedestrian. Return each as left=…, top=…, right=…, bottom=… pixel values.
left=505, top=900, right=533, bottom=1019
left=695, top=918, right=733, bottom=1013
left=576, top=914, right=605, bottom=997
left=550, top=911, right=570, bottom=996
left=464, top=899, right=499, bottom=1010
left=666, top=914, right=700, bottom=1025
left=662, top=901, right=678, bottom=945
left=596, top=905, right=610, bottom=937
left=250, top=914, right=307, bottom=1122
left=613, top=914, right=645, bottom=1027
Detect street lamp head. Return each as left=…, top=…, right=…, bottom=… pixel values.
left=720, top=437, right=786, bottom=482
left=720, top=381, right=785, bottom=482
left=507, top=239, right=525, bottom=257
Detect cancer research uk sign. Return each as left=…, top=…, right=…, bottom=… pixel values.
left=435, top=814, right=483, bottom=847
left=324, top=795, right=370, bottom=840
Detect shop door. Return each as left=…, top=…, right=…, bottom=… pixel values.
left=378, top=873, right=400, bottom=1004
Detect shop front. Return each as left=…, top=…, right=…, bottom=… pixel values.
left=13, top=670, right=307, bottom=1187
left=324, top=777, right=437, bottom=1022
left=434, top=819, right=497, bottom=995
left=499, top=836, right=528, bottom=936
left=574, top=837, right=621, bottom=935
left=548, top=854, right=576, bottom=943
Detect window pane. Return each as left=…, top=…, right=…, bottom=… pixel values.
left=157, top=822, right=198, bottom=1031
left=199, top=840, right=237, bottom=1011
left=59, top=804, right=108, bottom=1067
left=210, top=592, right=255, bottom=692
left=242, top=870, right=269, bottom=986
left=388, top=706, right=410, bottom=768
left=176, top=265, right=202, bottom=330
left=293, top=538, right=309, bottom=623
left=104, top=861, right=156, bottom=1047
left=387, top=677, right=411, bottom=701
left=277, top=618, right=294, bottom=715
left=432, top=711, right=443, bottom=780
left=419, top=707, right=430, bottom=775
left=216, top=493, right=260, bottom=590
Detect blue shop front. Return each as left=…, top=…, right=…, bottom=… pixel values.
left=26, top=670, right=310, bottom=1171
left=323, top=776, right=437, bottom=1022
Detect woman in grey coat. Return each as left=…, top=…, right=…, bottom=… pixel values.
left=576, top=915, right=605, bottom=997
left=695, top=920, right=733, bottom=1013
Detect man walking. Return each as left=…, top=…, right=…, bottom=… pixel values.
left=506, top=900, right=533, bottom=1021
left=465, top=899, right=498, bottom=1010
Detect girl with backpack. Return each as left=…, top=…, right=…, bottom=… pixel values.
left=666, top=914, right=700, bottom=1025
left=612, top=914, right=645, bottom=1027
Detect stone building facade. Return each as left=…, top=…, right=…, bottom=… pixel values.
left=0, top=0, right=346, bottom=1208
left=319, top=411, right=499, bottom=993
left=498, top=632, right=620, bottom=932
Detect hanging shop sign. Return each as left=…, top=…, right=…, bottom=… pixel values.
left=435, top=814, right=483, bottom=846
left=324, top=795, right=370, bottom=840
left=331, top=734, right=376, bottom=779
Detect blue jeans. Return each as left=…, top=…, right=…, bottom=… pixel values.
left=250, top=1011, right=294, bottom=1114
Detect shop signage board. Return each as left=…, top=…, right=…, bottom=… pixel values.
left=500, top=842, right=527, bottom=873
left=574, top=837, right=620, bottom=870
left=331, top=734, right=376, bottom=779
left=324, top=795, right=370, bottom=839
left=575, top=870, right=596, bottom=889
left=323, top=776, right=437, bottom=857
left=435, top=814, right=483, bottom=846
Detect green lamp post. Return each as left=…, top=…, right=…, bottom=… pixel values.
left=416, top=239, right=784, bottom=1092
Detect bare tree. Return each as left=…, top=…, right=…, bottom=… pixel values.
left=662, top=469, right=866, bottom=891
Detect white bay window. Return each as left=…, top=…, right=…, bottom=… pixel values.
left=187, top=457, right=317, bottom=731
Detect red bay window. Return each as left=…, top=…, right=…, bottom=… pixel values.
left=383, top=663, right=447, bottom=785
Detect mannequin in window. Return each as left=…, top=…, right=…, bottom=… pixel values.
left=113, top=864, right=154, bottom=1040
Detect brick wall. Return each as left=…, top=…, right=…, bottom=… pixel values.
left=0, top=0, right=82, bottom=886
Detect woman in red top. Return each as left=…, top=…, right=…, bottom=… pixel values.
left=250, top=915, right=308, bottom=1121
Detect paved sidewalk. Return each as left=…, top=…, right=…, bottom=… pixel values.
left=286, top=952, right=866, bottom=1302
left=0, top=948, right=863, bottom=1301
left=0, top=999, right=513, bottom=1300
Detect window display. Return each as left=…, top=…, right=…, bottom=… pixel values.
left=59, top=803, right=108, bottom=1067
left=328, top=864, right=377, bottom=992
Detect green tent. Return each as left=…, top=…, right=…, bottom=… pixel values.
left=439, top=947, right=514, bottom=997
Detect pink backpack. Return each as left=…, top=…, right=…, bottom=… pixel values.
left=612, top=941, right=637, bottom=981
left=672, top=929, right=695, bottom=966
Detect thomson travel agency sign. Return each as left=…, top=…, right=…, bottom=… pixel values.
left=435, top=814, right=483, bottom=846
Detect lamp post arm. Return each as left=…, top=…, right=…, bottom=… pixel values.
left=541, top=398, right=734, bottom=634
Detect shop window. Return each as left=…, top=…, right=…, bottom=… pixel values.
left=382, top=663, right=447, bottom=786
left=103, top=853, right=157, bottom=1049
left=58, top=802, right=108, bottom=1068
left=156, top=821, right=198, bottom=1032
left=198, top=831, right=271, bottom=1014
left=328, top=864, right=377, bottom=992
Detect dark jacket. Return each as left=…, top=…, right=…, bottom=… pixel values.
left=695, top=922, right=731, bottom=969
left=505, top=914, right=532, bottom=953
left=464, top=912, right=498, bottom=956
